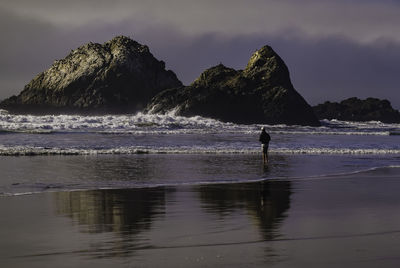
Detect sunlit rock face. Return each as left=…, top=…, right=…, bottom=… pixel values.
left=0, top=36, right=182, bottom=114
left=146, top=45, right=320, bottom=126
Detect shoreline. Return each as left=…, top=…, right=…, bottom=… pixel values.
left=1, top=164, right=400, bottom=199
left=2, top=167, right=400, bottom=267
left=1, top=153, right=399, bottom=198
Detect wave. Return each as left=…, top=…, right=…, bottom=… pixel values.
left=320, top=119, right=400, bottom=133
left=1, top=145, right=400, bottom=156
left=1, top=112, right=399, bottom=135
left=0, top=112, right=253, bottom=134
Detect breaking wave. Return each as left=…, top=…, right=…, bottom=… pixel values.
left=0, top=111, right=399, bottom=135
left=1, top=145, right=400, bottom=156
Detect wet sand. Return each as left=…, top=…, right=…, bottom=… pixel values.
left=1, top=167, right=400, bottom=267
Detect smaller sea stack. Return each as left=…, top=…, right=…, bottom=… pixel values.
left=313, top=97, right=400, bottom=123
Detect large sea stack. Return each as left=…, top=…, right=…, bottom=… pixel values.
left=146, top=46, right=320, bottom=126
left=313, top=97, right=400, bottom=123
left=0, top=36, right=182, bottom=114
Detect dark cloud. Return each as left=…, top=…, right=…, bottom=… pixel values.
left=0, top=6, right=399, bottom=110
left=0, top=8, right=56, bottom=97
left=2, top=0, right=400, bottom=43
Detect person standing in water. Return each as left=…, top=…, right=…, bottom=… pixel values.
left=259, top=127, right=271, bottom=164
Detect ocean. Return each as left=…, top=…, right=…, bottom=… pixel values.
left=1, top=109, right=400, bottom=267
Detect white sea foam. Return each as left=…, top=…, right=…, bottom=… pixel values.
left=0, top=112, right=247, bottom=134
left=1, top=112, right=399, bottom=135
left=1, top=145, right=399, bottom=156
left=321, top=119, right=400, bottom=132
left=275, top=148, right=400, bottom=155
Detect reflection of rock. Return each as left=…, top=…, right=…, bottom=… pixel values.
left=197, top=181, right=291, bottom=240
left=55, top=188, right=167, bottom=258
left=55, top=188, right=166, bottom=234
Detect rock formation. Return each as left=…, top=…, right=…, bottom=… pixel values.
left=0, top=36, right=182, bottom=114
left=313, top=97, right=400, bottom=123
left=146, top=46, right=320, bottom=126
left=0, top=38, right=321, bottom=126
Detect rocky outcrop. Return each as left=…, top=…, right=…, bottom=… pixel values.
left=1, top=39, right=321, bottom=126
left=0, top=36, right=182, bottom=114
left=313, top=97, right=400, bottom=123
left=146, top=46, right=320, bottom=126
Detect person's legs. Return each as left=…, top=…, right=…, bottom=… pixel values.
left=262, top=144, right=268, bottom=163
left=263, top=144, right=269, bottom=163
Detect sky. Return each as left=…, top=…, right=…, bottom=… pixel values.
left=0, top=0, right=399, bottom=108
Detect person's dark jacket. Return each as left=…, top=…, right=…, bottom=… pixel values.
left=259, top=131, right=271, bottom=144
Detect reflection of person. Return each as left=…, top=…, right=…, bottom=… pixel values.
left=259, top=127, right=271, bottom=164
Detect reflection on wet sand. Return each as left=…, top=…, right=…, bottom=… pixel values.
left=55, top=188, right=168, bottom=258
left=53, top=180, right=291, bottom=259
left=55, top=188, right=166, bottom=234
left=4, top=165, right=400, bottom=267
left=197, top=180, right=291, bottom=240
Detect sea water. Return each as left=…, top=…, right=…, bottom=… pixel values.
left=0, top=109, right=399, bottom=196
left=2, top=109, right=400, bottom=267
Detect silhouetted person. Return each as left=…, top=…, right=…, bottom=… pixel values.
left=259, top=127, right=271, bottom=164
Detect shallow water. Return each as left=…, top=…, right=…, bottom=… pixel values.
left=1, top=166, right=400, bottom=267
left=1, top=112, right=400, bottom=156
left=1, top=154, right=399, bottom=196
left=1, top=112, right=400, bottom=266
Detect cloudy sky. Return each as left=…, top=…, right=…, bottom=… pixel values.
left=1, top=0, right=399, bottom=108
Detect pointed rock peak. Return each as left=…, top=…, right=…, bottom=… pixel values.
left=191, top=64, right=237, bottom=87
left=243, top=45, right=291, bottom=88
left=257, top=45, right=276, bottom=55
left=244, top=45, right=282, bottom=72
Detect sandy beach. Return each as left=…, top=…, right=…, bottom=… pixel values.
left=1, top=163, right=400, bottom=267
left=2, top=1, right=400, bottom=267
